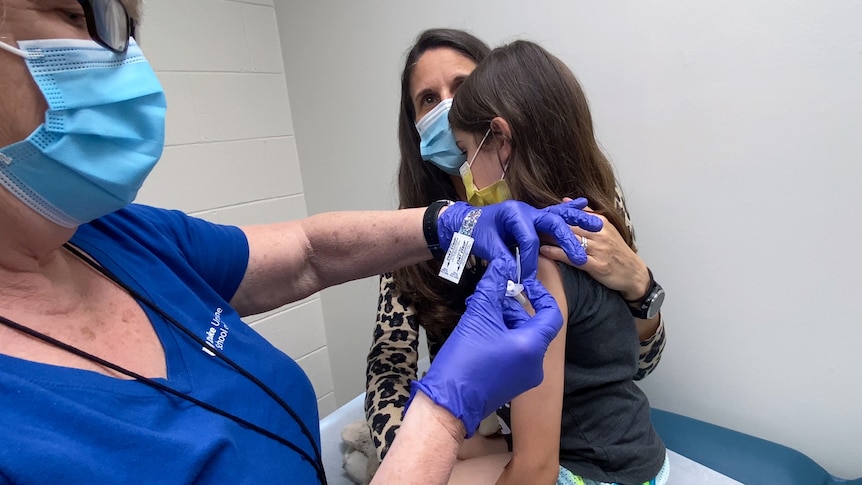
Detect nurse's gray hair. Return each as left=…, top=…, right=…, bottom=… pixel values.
left=121, top=0, right=142, bottom=26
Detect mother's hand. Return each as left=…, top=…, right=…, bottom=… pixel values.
left=540, top=202, right=649, bottom=302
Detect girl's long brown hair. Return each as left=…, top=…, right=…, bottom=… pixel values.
left=450, top=39, right=633, bottom=244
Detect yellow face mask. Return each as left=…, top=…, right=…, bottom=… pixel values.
left=459, top=130, right=512, bottom=207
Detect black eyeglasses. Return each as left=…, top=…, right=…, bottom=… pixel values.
left=77, top=0, right=134, bottom=54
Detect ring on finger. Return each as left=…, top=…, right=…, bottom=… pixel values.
left=580, top=235, right=588, bottom=251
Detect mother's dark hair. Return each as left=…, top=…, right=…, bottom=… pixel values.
left=393, top=29, right=491, bottom=338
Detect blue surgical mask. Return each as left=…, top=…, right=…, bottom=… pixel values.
left=0, top=38, right=166, bottom=228
left=415, top=99, right=465, bottom=176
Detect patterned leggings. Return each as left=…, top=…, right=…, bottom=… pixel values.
left=557, top=453, right=670, bottom=485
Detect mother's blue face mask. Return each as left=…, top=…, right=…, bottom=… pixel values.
left=0, top=38, right=166, bottom=228
left=415, top=99, right=465, bottom=176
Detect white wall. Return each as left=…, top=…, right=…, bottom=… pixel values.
left=135, top=0, right=337, bottom=418
left=276, top=0, right=862, bottom=478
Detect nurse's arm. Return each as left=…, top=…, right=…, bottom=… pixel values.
left=371, top=390, right=465, bottom=485
left=231, top=209, right=431, bottom=317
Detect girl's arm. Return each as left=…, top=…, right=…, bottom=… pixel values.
left=495, top=256, right=568, bottom=485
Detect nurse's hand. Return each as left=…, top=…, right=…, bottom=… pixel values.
left=408, top=258, right=564, bottom=437
left=437, top=198, right=602, bottom=280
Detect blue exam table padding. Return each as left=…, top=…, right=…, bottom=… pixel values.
left=651, top=409, right=862, bottom=485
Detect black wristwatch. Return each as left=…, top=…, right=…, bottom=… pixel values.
left=423, top=199, right=454, bottom=261
left=624, top=268, right=665, bottom=320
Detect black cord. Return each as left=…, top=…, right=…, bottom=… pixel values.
left=0, top=243, right=327, bottom=484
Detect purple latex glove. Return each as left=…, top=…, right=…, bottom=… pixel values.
left=437, top=198, right=602, bottom=280
left=408, top=258, right=564, bottom=437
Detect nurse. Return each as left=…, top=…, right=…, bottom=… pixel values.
left=0, top=1, right=598, bottom=483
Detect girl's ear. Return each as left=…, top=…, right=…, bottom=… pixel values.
left=490, top=117, right=512, bottom=165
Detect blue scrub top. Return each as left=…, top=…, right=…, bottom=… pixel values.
left=0, top=205, right=321, bottom=484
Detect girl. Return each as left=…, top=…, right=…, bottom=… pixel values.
left=444, top=39, right=668, bottom=485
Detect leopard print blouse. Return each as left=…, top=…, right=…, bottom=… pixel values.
left=364, top=188, right=667, bottom=461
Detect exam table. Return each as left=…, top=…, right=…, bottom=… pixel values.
left=319, top=351, right=858, bottom=485
left=651, top=409, right=862, bottom=485
left=320, top=393, right=751, bottom=485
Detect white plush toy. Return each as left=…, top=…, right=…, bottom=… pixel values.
left=340, top=415, right=501, bottom=485
left=341, top=420, right=379, bottom=485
